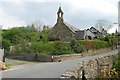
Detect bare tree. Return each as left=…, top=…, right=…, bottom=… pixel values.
left=95, top=19, right=113, bottom=32
left=32, top=20, right=44, bottom=31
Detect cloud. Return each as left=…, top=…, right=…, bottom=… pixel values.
left=108, top=24, right=118, bottom=34
left=0, top=0, right=118, bottom=29
left=67, top=0, right=118, bottom=15
left=0, top=16, right=26, bottom=29
left=0, top=7, right=26, bottom=29
left=1, top=0, right=64, bottom=2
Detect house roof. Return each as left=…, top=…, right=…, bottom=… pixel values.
left=88, top=27, right=102, bottom=37
left=90, top=27, right=102, bottom=33
left=64, top=22, right=80, bottom=33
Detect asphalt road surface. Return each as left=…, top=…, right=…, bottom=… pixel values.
left=2, top=49, right=118, bottom=78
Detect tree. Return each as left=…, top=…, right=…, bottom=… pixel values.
left=32, top=20, right=44, bottom=31
left=95, top=19, right=112, bottom=32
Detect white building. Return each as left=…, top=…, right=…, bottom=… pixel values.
left=86, top=27, right=103, bottom=39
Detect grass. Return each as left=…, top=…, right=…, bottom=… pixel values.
left=3, top=62, right=27, bottom=70
left=5, top=62, right=26, bottom=67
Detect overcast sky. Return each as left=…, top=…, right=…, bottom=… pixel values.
left=0, top=0, right=119, bottom=32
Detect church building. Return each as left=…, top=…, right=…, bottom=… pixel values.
left=49, top=7, right=86, bottom=42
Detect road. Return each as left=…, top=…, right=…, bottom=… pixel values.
left=2, top=49, right=118, bottom=78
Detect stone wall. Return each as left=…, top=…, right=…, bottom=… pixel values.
left=53, top=48, right=111, bottom=62
left=6, top=48, right=111, bottom=62
left=61, top=53, right=118, bottom=79
left=7, top=53, right=52, bottom=62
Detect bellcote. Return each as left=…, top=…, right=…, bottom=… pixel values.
left=57, top=6, right=64, bottom=23
left=57, top=7, right=64, bottom=18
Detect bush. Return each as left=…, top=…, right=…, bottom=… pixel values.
left=29, top=42, right=54, bottom=55
left=52, top=41, right=74, bottom=55
left=70, top=39, right=84, bottom=53
left=96, top=55, right=120, bottom=78
left=96, top=40, right=109, bottom=49
left=88, top=36, right=92, bottom=40
left=94, top=36, right=99, bottom=39
left=79, top=40, right=109, bottom=50
left=113, top=56, right=120, bottom=74
left=39, top=33, right=49, bottom=42
left=79, top=40, right=96, bottom=50
left=109, top=38, right=118, bottom=47
left=48, top=36, right=60, bottom=41
left=2, top=39, right=12, bottom=51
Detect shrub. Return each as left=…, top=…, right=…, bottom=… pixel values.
left=70, top=39, right=84, bottom=53
left=94, top=36, right=99, bottom=39
left=48, top=36, right=60, bottom=41
left=39, top=33, right=49, bottom=42
left=52, top=41, right=74, bottom=55
left=79, top=40, right=109, bottom=50
left=30, top=42, right=54, bottom=55
left=88, top=36, right=92, bottom=40
left=79, top=40, right=96, bottom=50
left=96, top=55, right=120, bottom=78
left=109, top=38, right=118, bottom=47
left=96, top=40, right=109, bottom=49
left=112, top=56, right=120, bottom=74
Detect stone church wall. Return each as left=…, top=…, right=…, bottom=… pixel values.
left=50, top=23, right=75, bottom=42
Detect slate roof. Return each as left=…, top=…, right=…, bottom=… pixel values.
left=87, top=27, right=103, bottom=37
left=63, top=22, right=85, bottom=39
left=64, top=22, right=80, bottom=33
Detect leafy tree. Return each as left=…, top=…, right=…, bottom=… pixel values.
left=29, top=42, right=53, bottom=55
left=2, top=39, right=12, bottom=51
left=42, top=25, right=51, bottom=33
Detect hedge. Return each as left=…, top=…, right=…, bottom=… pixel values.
left=95, top=40, right=109, bottom=49
left=79, top=40, right=109, bottom=50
